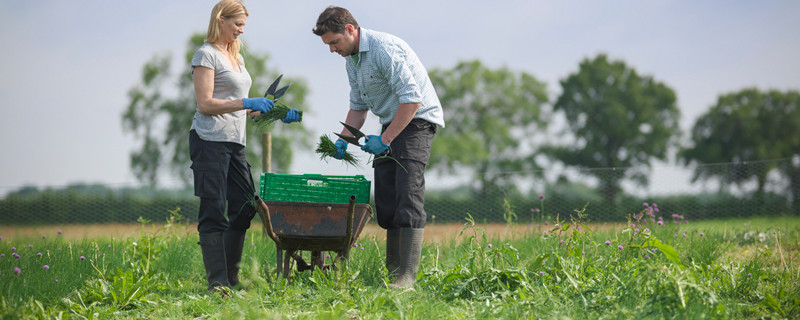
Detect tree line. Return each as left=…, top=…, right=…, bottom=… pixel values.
left=94, top=35, right=798, bottom=213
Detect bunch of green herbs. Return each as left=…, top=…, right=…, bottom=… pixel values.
left=251, top=101, right=302, bottom=130
left=315, top=134, right=360, bottom=167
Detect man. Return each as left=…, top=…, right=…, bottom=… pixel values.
left=312, top=6, right=445, bottom=289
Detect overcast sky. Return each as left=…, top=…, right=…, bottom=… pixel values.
left=1, top=1, right=798, bottom=196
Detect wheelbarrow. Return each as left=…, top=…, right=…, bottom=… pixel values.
left=255, top=195, right=372, bottom=278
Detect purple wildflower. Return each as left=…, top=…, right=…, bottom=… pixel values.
left=43, top=265, right=50, bottom=270
left=643, top=202, right=649, bottom=207
left=605, top=240, right=611, bottom=246
left=699, top=233, right=705, bottom=237
left=581, top=251, right=585, bottom=255
left=747, top=273, right=752, bottom=277
left=644, top=255, right=650, bottom=259
left=618, top=245, right=623, bottom=250
left=80, top=256, right=85, bottom=260
left=544, top=221, right=549, bottom=225
left=42, top=235, right=46, bottom=239
left=249, top=257, right=253, bottom=260
left=651, top=248, right=658, bottom=252
left=55, top=279, right=59, bottom=283
left=58, top=230, right=62, bottom=235
left=14, top=267, right=21, bottom=275
left=534, top=208, right=540, bottom=213
left=539, top=195, right=545, bottom=200
left=14, top=253, right=20, bottom=259
left=657, top=221, right=663, bottom=226
left=67, top=245, right=72, bottom=250
left=539, top=271, right=545, bottom=275
left=11, top=247, right=15, bottom=251
left=707, top=265, right=711, bottom=270
left=28, top=245, right=33, bottom=249
left=37, top=253, right=42, bottom=257
left=0, top=254, right=4, bottom=258
left=488, top=243, right=493, bottom=248
left=250, top=243, right=255, bottom=247
left=682, top=234, right=687, bottom=238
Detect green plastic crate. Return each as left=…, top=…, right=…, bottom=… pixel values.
left=260, top=173, right=371, bottom=204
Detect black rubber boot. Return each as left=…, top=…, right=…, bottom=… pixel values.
left=385, top=229, right=401, bottom=280
left=198, top=232, right=231, bottom=291
left=224, top=229, right=246, bottom=288
left=391, top=228, right=424, bottom=289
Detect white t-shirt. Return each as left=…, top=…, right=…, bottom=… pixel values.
left=190, top=43, right=252, bottom=146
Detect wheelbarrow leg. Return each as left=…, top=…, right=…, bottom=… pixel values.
left=331, top=249, right=350, bottom=272
left=311, top=251, right=324, bottom=272
left=276, top=246, right=283, bottom=278
left=283, top=250, right=293, bottom=278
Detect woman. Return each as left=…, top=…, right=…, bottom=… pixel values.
left=190, top=0, right=298, bottom=291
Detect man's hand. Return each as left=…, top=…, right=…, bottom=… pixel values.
left=361, top=134, right=389, bottom=155
left=333, top=139, right=348, bottom=159
left=242, top=97, right=274, bottom=113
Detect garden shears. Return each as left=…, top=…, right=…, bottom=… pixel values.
left=251, top=74, right=295, bottom=122
left=335, top=121, right=371, bottom=147
left=264, top=74, right=292, bottom=101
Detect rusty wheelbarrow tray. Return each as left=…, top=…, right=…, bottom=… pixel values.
left=255, top=195, right=372, bottom=278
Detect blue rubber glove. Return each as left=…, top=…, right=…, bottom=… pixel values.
left=333, top=139, right=348, bottom=159
left=361, top=134, right=389, bottom=155
left=242, top=97, right=274, bottom=113
left=281, top=109, right=300, bottom=123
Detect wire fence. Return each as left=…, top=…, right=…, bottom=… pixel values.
left=1, top=158, right=798, bottom=226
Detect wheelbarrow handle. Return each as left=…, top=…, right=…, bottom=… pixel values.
left=254, top=196, right=281, bottom=245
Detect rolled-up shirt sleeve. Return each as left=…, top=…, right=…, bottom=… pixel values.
left=378, top=44, right=422, bottom=104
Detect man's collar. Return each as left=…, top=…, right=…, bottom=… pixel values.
left=357, top=27, right=371, bottom=53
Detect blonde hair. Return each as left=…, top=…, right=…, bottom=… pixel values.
left=205, top=0, right=249, bottom=65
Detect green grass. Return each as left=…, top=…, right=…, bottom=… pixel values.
left=1, top=210, right=799, bottom=319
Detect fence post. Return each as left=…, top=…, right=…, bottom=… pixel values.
left=261, top=132, right=272, bottom=173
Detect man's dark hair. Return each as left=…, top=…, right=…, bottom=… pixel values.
left=312, top=6, right=359, bottom=36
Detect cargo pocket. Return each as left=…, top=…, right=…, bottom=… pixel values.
left=397, top=121, right=435, bottom=166
left=191, top=161, right=224, bottom=199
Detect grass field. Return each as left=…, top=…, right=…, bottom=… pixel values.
left=1, top=212, right=799, bottom=319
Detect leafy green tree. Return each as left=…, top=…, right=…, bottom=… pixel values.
left=123, top=34, right=312, bottom=187
left=679, top=88, right=800, bottom=209
left=548, top=54, right=681, bottom=200
left=427, top=60, right=549, bottom=193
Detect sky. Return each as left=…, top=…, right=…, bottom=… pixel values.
left=1, top=1, right=799, bottom=196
